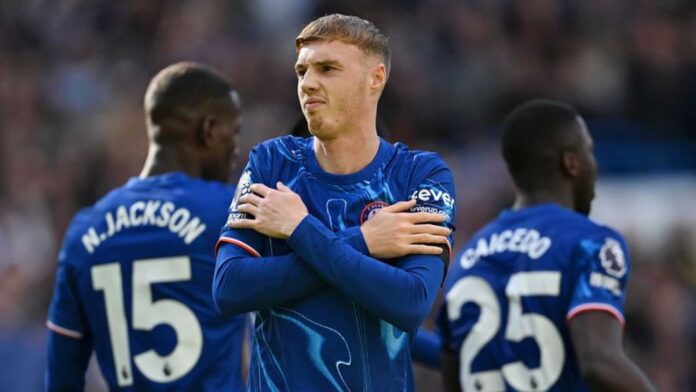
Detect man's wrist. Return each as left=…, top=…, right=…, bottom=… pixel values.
left=344, top=226, right=369, bottom=255
left=288, top=214, right=327, bottom=255
left=287, top=213, right=310, bottom=238
left=359, top=226, right=375, bottom=255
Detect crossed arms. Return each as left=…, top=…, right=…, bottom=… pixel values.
left=213, top=182, right=451, bottom=331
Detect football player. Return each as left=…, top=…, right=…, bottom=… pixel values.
left=439, top=100, right=655, bottom=391
left=214, top=14, right=456, bottom=391
left=46, top=62, right=248, bottom=390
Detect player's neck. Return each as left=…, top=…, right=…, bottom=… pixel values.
left=313, top=129, right=380, bottom=175
left=513, top=189, right=574, bottom=211
left=139, top=145, right=200, bottom=179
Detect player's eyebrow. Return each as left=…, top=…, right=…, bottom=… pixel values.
left=295, top=59, right=343, bottom=72
left=312, top=59, right=342, bottom=68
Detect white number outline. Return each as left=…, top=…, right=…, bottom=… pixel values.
left=446, top=272, right=565, bottom=391
left=91, top=256, right=203, bottom=386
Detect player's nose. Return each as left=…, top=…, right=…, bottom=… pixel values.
left=299, top=69, right=319, bottom=93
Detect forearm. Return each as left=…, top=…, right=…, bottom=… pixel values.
left=213, top=227, right=369, bottom=316
left=582, top=353, right=656, bottom=392
left=412, top=328, right=442, bottom=368
left=570, top=312, right=655, bottom=392
left=45, top=331, right=91, bottom=391
left=336, top=226, right=370, bottom=255
left=288, top=215, right=444, bottom=331
left=441, top=348, right=462, bottom=392
left=213, top=244, right=326, bottom=315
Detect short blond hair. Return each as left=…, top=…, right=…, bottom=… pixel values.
left=295, top=14, right=391, bottom=75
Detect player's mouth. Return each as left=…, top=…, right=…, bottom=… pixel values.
left=303, top=98, right=326, bottom=111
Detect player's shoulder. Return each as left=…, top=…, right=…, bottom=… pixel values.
left=57, top=181, right=141, bottom=263
left=173, top=175, right=235, bottom=204
left=107, top=173, right=234, bottom=209
left=58, top=203, right=101, bottom=265
left=524, top=206, right=626, bottom=254
left=388, top=142, right=454, bottom=196
left=471, top=218, right=506, bottom=243
left=552, top=208, right=626, bottom=245
left=541, top=208, right=630, bottom=274
left=583, top=220, right=626, bottom=244
left=390, top=142, right=450, bottom=172
left=245, top=135, right=309, bottom=184
left=575, top=218, right=629, bottom=263
left=250, top=135, right=309, bottom=163
left=74, top=182, right=131, bottom=227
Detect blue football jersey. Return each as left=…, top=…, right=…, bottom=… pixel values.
left=47, top=172, right=248, bottom=391
left=439, top=204, right=630, bottom=391
left=219, top=136, right=456, bottom=391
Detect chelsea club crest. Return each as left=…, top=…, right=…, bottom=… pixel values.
left=360, top=201, right=389, bottom=224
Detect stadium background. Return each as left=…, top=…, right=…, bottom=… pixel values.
left=0, top=0, right=694, bottom=390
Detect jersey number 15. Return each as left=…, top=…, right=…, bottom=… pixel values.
left=91, top=256, right=203, bottom=386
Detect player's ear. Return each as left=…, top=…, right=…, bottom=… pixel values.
left=198, top=115, right=216, bottom=147
left=561, top=150, right=581, bottom=178
left=369, top=63, right=387, bottom=93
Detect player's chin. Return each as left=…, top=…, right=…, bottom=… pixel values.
left=306, top=116, right=327, bottom=135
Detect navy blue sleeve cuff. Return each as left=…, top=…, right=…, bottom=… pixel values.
left=288, top=215, right=327, bottom=251
left=336, top=226, right=370, bottom=255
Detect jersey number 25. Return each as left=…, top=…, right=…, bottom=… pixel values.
left=446, top=272, right=564, bottom=391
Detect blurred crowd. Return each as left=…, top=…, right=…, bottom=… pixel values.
left=0, top=0, right=694, bottom=390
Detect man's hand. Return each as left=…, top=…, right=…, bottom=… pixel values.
left=229, top=182, right=308, bottom=239
left=361, top=199, right=451, bottom=258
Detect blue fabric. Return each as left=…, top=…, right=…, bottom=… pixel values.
left=287, top=215, right=444, bottom=331
left=438, top=204, right=630, bottom=391
left=411, top=329, right=442, bottom=368
left=214, top=226, right=370, bottom=315
left=47, top=172, right=248, bottom=391
left=214, top=241, right=326, bottom=315
left=46, top=331, right=92, bottom=391
left=215, top=136, right=456, bottom=391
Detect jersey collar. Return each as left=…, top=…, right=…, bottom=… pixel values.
left=304, top=137, right=394, bottom=185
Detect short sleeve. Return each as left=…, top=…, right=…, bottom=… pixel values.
left=407, top=155, right=457, bottom=259
left=47, top=262, right=86, bottom=339
left=217, top=149, right=268, bottom=257
left=566, top=232, right=630, bottom=326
